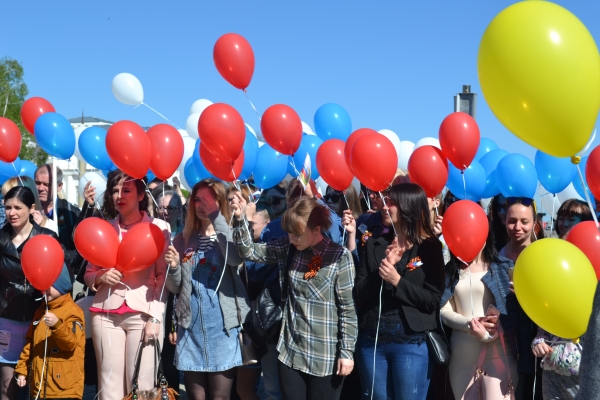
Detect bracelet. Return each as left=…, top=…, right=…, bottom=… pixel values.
left=531, top=337, right=547, bottom=350
left=149, top=318, right=161, bottom=324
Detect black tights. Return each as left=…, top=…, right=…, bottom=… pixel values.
left=183, top=369, right=236, bottom=400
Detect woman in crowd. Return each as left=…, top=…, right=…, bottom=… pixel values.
left=440, top=217, right=519, bottom=398
left=355, top=183, right=446, bottom=400
left=531, top=199, right=593, bottom=399
left=164, top=179, right=250, bottom=400
left=230, top=195, right=357, bottom=400
left=0, top=186, right=62, bottom=400
left=84, top=170, right=170, bottom=400
left=1, top=176, right=58, bottom=234
left=157, top=189, right=185, bottom=240
left=324, top=184, right=363, bottom=220
left=498, top=197, right=544, bottom=399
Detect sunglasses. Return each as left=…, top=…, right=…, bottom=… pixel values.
left=324, top=193, right=342, bottom=203
left=506, top=197, right=534, bottom=206
left=158, top=205, right=179, bottom=213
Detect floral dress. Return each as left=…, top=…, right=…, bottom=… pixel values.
left=174, top=234, right=242, bottom=372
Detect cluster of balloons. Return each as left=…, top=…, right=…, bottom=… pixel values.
left=74, top=218, right=166, bottom=273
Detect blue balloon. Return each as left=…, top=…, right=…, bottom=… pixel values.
left=190, top=140, right=215, bottom=182
left=475, top=138, right=499, bottom=161
left=479, top=149, right=509, bottom=199
left=446, top=161, right=486, bottom=201
left=287, top=156, right=297, bottom=176
left=146, top=170, right=156, bottom=182
left=19, top=160, right=37, bottom=180
left=34, top=112, right=75, bottom=159
left=0, top=157, right=21, bottom=183
left=535, top=151, right=576, bottom=194
left=253, top=145, right=289, bottom=189
left=496, top=154, right=538, bottom=199
left=239, top=129, right=259, bottom=180
left=79, top=127, right=115, bottom=170
left=292, top=135, right=323, bottom=180
left=572, top=156, right=594, bottom=202
left=314, top=103, right=352, bottom=141
left=184, top=158, right=203, bottom=189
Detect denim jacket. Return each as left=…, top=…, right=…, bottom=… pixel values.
left=440, top=256, right=535, bottom=374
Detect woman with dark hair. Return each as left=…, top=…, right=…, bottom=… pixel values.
left=230, top=195, right=357, bottom=400
left=554, top=199, right=594, bottom=239
left=164, top=179, right=250, bottom=400
left=84, top=170, right=170, bottom=400
left=489, top=194, right=510, bottom=251
left=440, top=217, right=519, bottom=398
left=354, top=183, right=445, bottom=400
left=0, top=186, right=62, bottom=400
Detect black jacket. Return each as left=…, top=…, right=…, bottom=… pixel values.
left=52, top=199, right=81, bottom=278
left=0, top=222, right=60, bottom=321
left=355, top=234, right=446, bottom=333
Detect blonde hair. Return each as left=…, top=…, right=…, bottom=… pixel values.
left=183, top=179, right=230, bottom=243
left=281, top=197, right=331, bottom=235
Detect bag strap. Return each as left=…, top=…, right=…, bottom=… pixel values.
left=229, top=265, right=244, bottom=326
left=130, top=338, right=168, bottom=393
left=476, top=331, right=513, bottom=384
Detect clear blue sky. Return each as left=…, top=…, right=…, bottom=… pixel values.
left=2, top=1, right=600, bottom=161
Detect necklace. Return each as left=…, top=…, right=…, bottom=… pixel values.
left=119, top=214, right=144, bottom=229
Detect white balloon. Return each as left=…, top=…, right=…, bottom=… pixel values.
left=397, top=141, right=415, bottom=171
left=185, top=113, right=201, bottom=139
left=111, top=73, right=144, bottom=106
left=378, top=129, right=402, bottom=166
left=557, top=182, right=584, bottom=203
left=73, top=126, right=87, bottom=161
left=177, top=137, right=197, bottom=181
left=178, top=129, right=189, bottom=138
left=302, top=121, right=316, bottom=136
left=315, top=177, right=328, bottom=197
left=190, top=99, right=213, bottom=115
left=414, top=137, right=441, bottom=150
left=79, top=172, right=107, bottom=207
left=258, top=141, right=265, bottom=148
left=538, top=185, right=561, bottom=220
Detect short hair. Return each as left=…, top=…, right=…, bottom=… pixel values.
left=281, top=197, right=331, bottom=235
left=392, top=169, right=411, bottom=185
left=555, top=199, right=594, bottom=236
left=285, top=178, right=305, bottom=207
left=35, top=165, right=63, bottom=185
left=254, top=209, right=270, bottom=223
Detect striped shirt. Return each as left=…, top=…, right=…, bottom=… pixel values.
left=196, top=233, right=217, bottom=253
left=233, top=219, right=357, bottom=377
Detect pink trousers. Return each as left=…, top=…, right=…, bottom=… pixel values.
left=92, top=312, right=165, bottom=400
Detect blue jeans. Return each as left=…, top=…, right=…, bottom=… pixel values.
left=356, top=334, right=432, bottom=400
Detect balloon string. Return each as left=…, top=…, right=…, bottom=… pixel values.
left=550, top=195, right=556, bottom=233
left=244, top=90, right=261, bottom=122
left=378, top=191, right=398, bottom=238
left=575, top=163, right=599, bottom=229
left=212, top=213, right=235, bottom=298
left=141, top=102, right=182, bottom=130
left=33, top=294, right=49, bottom=400
left=343, top=191, right=350, bottom=209
left=580, top=129, right=597, bottom=155
left=363, top=189, right=372, bottom=210
left=230, top=166, right=241, bottom=191
left=289, top=158, right=301, bottom=178
left=11, top=163, right=24, bottom=186
left=461, top=170, right=467, bottom=200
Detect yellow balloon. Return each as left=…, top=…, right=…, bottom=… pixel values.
left=514, top=239, right=597, bottom=339
left=478, top=1, right=600, bottom=157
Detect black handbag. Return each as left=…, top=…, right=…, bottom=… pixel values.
left=425, top=328, right=451, bottom=365
left=248, top=245, right=296, bottom=341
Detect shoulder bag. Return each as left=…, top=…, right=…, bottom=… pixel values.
left=122, top=341, right=179, bottom=400
left=230, top=265, right=259, bottom=366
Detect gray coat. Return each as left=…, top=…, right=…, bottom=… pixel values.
left=166, top=211, right=251, bottom=332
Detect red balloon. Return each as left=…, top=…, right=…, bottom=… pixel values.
left=408, top=146, right=449, bottom=197
left=0, top=117, right=22, bottom=163
left=350, top=132, right=398, bottom=192
left=106, top=120, right=151, bottom=179
left=200, top=143, right=244, bottom=182
left=344, top=128, right=376, bottom=174
left=442, top=200, right=489, bottom=263
left=261, top=104, right=302, bottom=156
left=213, top=33, right=255, bottom=90
left=22, top=235, right=64, bottom=291
left=586, top=145, right=600, bottom=201
left=439, top=112, right=480, bottom=170
left=74, top=217, right=119, bottom=269
left=147, top=124, right=184, bottom=181
left=117, top=222, right=166, bottom=273
left=316, top=139, right=354, bottom=191
left=20, top=97, right=55, bottom=135
left=567, top=221, right=600, bottom=280
left=198, top=103, right=245, bottom=162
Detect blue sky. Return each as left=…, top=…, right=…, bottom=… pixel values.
left=2, top=1, right=600, bottom=162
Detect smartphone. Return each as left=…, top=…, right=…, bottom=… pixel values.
left=508, top=267, right=515, bottom=282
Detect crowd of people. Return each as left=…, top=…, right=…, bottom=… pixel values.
left=0, top=164, right=598, bottom=400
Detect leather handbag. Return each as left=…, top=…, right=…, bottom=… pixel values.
left=122, top=341, right=179, bottom=400
left=462, top=332, right=515, bottom=400
left=426, top=327, right=451, bottom=365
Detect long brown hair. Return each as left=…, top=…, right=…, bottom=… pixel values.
left=183, top=179, right=230, bottom=243
left=104, top=170, right=149, bottom=217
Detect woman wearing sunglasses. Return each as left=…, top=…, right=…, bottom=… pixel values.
left=531, top=199, right=592, bottom=399
left=499, top=196, right=544, bottom=399
left=355, top=183, right=445, bottom=400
